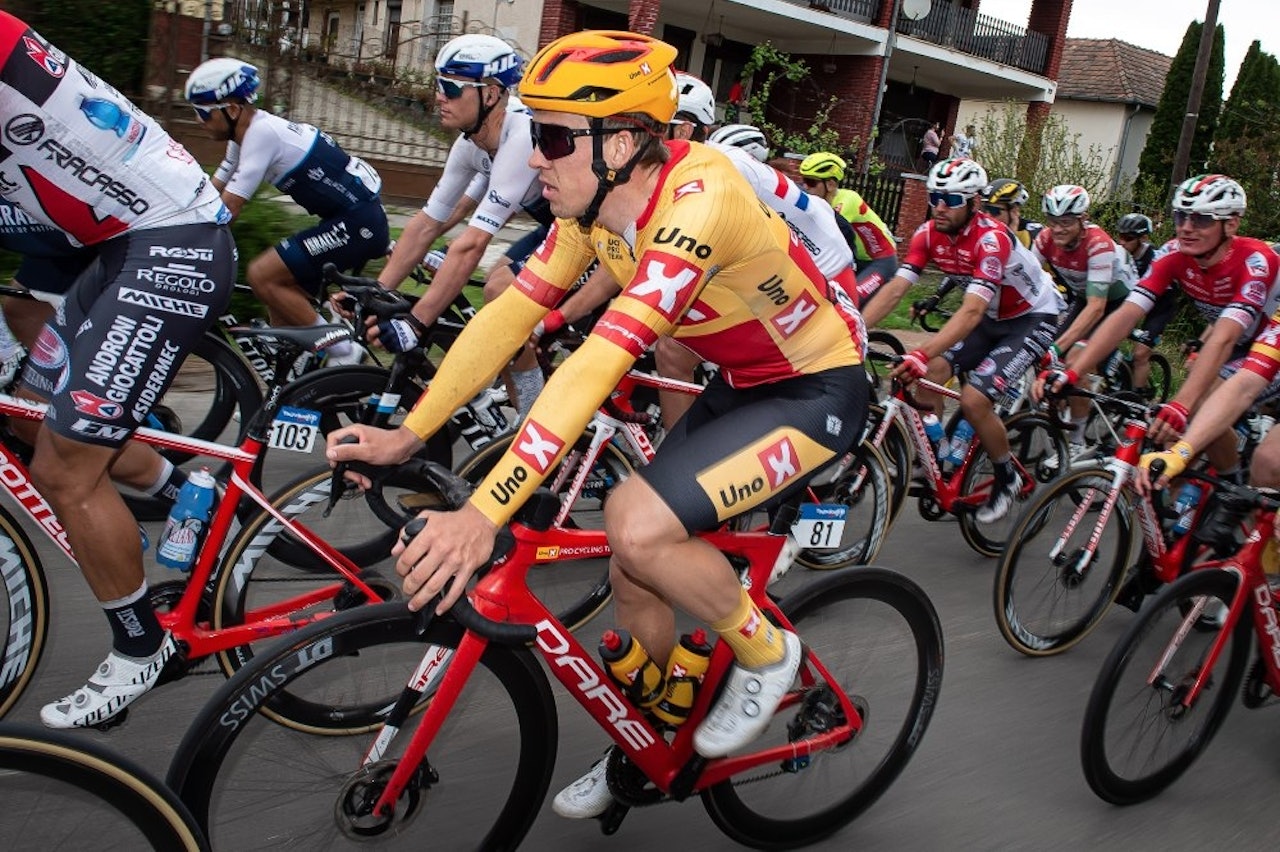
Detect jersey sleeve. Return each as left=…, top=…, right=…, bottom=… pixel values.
left=220, top=121, right=272, bottom=201
left=1083, top=231, right=1118, bottom=299
left=964, top=227, right=1015, bottom=305
left=213, top=141, right=242, bottom=189
left=422, top=137, right=480, bottom=221
left=1219, top=248, right=1277, bottom=332
left=467, top=131, right=539, bottom=235
left=1243, top=305, right=1280, bottom=382
left=896, top=224, right=930, bottom=284
left=1125, top=251, right=1178, bottom=314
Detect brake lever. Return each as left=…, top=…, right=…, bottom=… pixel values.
left=325, top=435, right=361, bottom=518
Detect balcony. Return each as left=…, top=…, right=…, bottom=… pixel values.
left=894, top=0, right=1049, bottom=75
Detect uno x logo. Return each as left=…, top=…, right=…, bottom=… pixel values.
left=758, top=436, right=799, bottom=489
left=629, top=252, right=699, bottom=321
left=771, top=292, right=817, bottom=338
left=513, top=420, right=564, bottom=474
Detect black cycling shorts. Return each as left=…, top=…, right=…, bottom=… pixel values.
left=944, top=312, right=1057, bottom=401
left=21, top=223, right=236, bottom=448
left=277, top=198, right=389, bottom=295
left=638, top=365, right=869, bottom=533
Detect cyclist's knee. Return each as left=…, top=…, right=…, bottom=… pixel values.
left=1250, top=433, right=1280, bottom=487
left=604, top=478, right=683, bottom=567
left=29, top=429, right=111, bottom=503
left=483, top=264, right=514, bottom=302
left=654, top=336, right=698, bottom=380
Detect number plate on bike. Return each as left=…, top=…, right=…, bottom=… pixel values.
left=268, top=406, right=321, bottom=453
left=792, top=503, right=848, bottom=549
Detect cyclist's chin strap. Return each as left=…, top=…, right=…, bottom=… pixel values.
left=462, top=85, right=503, bottom=139
left=577, top=120, right=656, bottom=229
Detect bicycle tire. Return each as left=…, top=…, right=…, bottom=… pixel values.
left=703, top=566, right=943, bottom=847
left=123, top=332, right=264, bottom=521
left=993, top=468, right=1135, bottom=656
left=212, top=468, right=415, bottom=731
left=1080, top=568, right=1249, bottom=805
left=454, top=429, right=627, bottom=633
left=958, top=411, right=1069, bottom=558
left=795, top=439, right=894, bottom=569
left=0, top=723, right=208, bottom=850
left=255, top=366, right=451, bottom=570
left=0, top=507, right=49, bottom=720
left=170, top=602, right=556, bottom=849
left=1145, top=353, right=1172, bottom=404
left=866, top=402, right=913, bottom=525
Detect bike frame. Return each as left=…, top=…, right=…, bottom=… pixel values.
left=368, top=519, right=863, bottom=817
left=0, top=392, right=379, bottom=660
left=1157, top=508, right=1280, bottom=706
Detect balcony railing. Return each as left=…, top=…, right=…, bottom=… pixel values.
left=895, top=0, right=1049, bottom=75
left=787, top=0, right=1049, bottom=76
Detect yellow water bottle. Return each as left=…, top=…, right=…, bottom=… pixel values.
left=599, top=629, right=664, bottom=709
left=652, top=629, right=713, bottom=727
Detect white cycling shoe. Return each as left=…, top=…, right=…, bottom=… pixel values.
left=552, top=755, right=613, bottom=819
left=40, top=633, right=176, bottom=729
left=694, top=630, right=803, bottom=758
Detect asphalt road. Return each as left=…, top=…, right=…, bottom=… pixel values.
left=5, top=442, right=1280, bottom=850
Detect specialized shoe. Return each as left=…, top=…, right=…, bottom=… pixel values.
left=1044, top=442, right=1094, bottom=473
left=975, top=472, right=1024, bottom=524
left=694, top=630, right=802, bottom=758
left=40, top=633, right=176, bottom=729
left=552, top=753, right=613, bottom=819
left=323, top=346, right=366, bottom=367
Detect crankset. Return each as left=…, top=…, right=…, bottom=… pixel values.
left=1242, top=658, right=1278, bottom=709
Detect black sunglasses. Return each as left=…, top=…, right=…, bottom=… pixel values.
left=801, top=177, right=823, bottom=188
left=530, top=121, right=614, bottom=161
left=982, top=204, right=1009, bottom=217
left=436, top=77, right=488, bottom=100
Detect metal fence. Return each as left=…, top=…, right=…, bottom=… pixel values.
left=896, top=0, right=1049, bottom=75
left=847, top=171, right=906, bottom=233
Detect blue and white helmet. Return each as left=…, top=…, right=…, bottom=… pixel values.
left=185, top=57, right=260, bottom=106
left=435, top=34, right=523, bottom=88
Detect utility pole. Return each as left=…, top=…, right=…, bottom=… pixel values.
left=1169, top=0, right=1222, bottom=196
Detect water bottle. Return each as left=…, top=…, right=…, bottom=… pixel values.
left=599, top=629, right=664, bottom=709
left=652, top=629, right=713, bottom=727
left=78, top=96, right=146, bottom=159
left=946, top=420, right=975, bottom=465
left=1170, top=481, right=1202, bottom=537
left=156, top=468, right=218, bottom=571
left=921, top=413, right=944, bottom=449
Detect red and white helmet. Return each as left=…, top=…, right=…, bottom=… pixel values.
left=1042, top=184, right=1090, bottom=217
left=1173, top=174, right=1246, bottom=218
left=926, top=158, right=988, bottom=198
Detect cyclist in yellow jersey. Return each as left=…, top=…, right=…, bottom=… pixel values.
left=326, top=31, right=868, bottom=815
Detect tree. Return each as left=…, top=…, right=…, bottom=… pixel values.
left=739, top=43, right=847, bottom=160
left=1137, top=21, right=1226, bottom=188
left=972, top=102, right=1111, bottom=204
left=1215, top=40, right=1280, bottom=145
left=20, top=0, right=151, bottom=96
left=1210, top=43, right=1280, bottom=240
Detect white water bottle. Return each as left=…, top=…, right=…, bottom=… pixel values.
left=157, top=468, right=217, bottom=571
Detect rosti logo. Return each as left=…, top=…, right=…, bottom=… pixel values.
left=980, top=256, right=1004, bottom=280
left=1241, top=279, right=1268, bottom=306
left=70, top=390, right=123, bottom=420
left=757, top=436, right=800, bottom=489
left=513, top=420, right=565, bottom=474
left=628, top=251, right=700, bottom=321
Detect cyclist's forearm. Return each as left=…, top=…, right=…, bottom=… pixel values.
left=410, top=238, right=487, bottom=327
left=1181, top=368, right=1268, bottom=453
left=861, top=273, right=911, bottom=329
left=558, top=267, right=620, bottom=325
left=401, top=286, right=546, bottom=440
left=379, top=212, right=440, bottom=289
left=1064, top=302, right=1142, bottom=376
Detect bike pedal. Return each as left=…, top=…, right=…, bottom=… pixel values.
left=93, top=707, right=129, bottom=732
left=597, top=801, right=630, bottom=835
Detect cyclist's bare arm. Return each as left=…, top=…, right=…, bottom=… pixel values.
left=1169, top=315, right=1247, bottom=412
left=1055, top=293, right=1107, bottom=352
left=547, top=265, right=621, bottom=329
left=409, top=224, right=493, bottom=328
left=377, top=210, right=447, bottom=290
left=860, top=271, right=911, bottom=329
left=217, top=190, right=248, bottom=221
left=1061, top=301, right=1146, bottom=378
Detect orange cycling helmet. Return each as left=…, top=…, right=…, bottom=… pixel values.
left=519, top=31, right=678, bottom=123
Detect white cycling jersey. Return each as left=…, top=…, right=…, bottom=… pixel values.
left=214, top=111, right=382, bottom=217
left=0, top=11, right=227, bottom=245
left=423, top=103, right=543, bottom=235
left=710, top=142, right=853, bottom=280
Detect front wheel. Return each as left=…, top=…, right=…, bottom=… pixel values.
left=1, top=724, right=208, bottom=850
left=993, top=468, right=1134, bottom=656
left=958, top=411, right=1068, bottom=557
left=1080, top=568, right=1249, bottom=805
left=0, top=509, right=49, bottom=720
left=169, top=603, right=557, bottom=850
left=703, top=567, right=943, bottom=847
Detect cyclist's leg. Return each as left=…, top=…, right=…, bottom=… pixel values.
left=1132, top=288, right=1177, bottom=390
left=653, top=335, right=701, bottom=431
left=30, top=223, right=234, bottom=728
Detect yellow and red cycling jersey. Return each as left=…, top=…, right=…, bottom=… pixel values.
left=402, top=141, right=862, bottom=526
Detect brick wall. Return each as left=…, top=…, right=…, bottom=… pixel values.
left=629, top=0, right=661, bottom=35
left=1027, top=0, right=1071, bottom=80
left=895, top=175, right=929, bottom=254
left=538, top=0, right=580, bottom=48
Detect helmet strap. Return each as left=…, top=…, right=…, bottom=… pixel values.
left=462, top=84, right=501, bottom=139
left=577, top=119, right=654, bottom=229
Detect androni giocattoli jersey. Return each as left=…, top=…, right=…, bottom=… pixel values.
left=215, top=111, right=381, bottom=218
left=1031, top=222, right=1135, bottom=302
left=1127, top=236, right=1280, bottom=342
left=0, top=11, right=228, bottom=244
left=897, top=211, right=1061, bottom=319
left=401, top=141, right=862, bottom=526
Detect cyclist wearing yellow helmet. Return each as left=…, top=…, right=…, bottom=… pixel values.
left=326, top=31, right=868, bottom=818
left=980, top=178, right=1041, bottom=249
left=797, top=152, right=898, bottom=305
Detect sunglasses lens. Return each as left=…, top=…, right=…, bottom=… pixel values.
left=1174, top=211, right=1216, bottom=228
left=929, top=191, right=965, bottom=208
left=532, top=123, right=575, bottom=160
left=437, top=78, right=464, bottom=99
left=193, top=107, right=212, bottom=121
left=983, top=205, right=1005, bottom=216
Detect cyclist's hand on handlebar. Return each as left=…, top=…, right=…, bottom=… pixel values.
left=395, top=504, right=498, bottom=614
left=326, top=424, right=424, bottom=476
left=1150, top=400, right=1190, bottom=443
left=328, top=291, right=357, bottom=321
left=892, top=348, right=930, bottom=384
left=1034, top=367, right=1077, bottom=401
left=376, top=313, right=427, bottom=353
left=1136, top=440, right=1195, bottom=496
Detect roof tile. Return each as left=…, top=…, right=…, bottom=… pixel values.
left=1057, top=38, right=1172, bottom=108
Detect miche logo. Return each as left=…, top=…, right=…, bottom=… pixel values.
left=629, top=251, right=700, bottom=320
left=5, top=115, right=44, bottom=146
left=513, top=421, right=564, bottom=474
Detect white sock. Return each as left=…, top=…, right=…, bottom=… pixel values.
left=512, top=367, right=545, bottom=421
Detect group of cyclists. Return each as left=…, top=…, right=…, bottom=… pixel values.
left=6, top=9, right=1280, bottom=834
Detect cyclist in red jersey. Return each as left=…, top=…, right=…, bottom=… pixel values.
left=327, top=31, right=869, bottom=818
left=0, top=11, right=235, bottom=728
left=1040, top=174, right=1280, bottom=485
left=881, top=157, right=1063, bottom=522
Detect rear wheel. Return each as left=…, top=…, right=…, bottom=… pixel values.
left=169, top=603, right=556, bottom=850
left=703, top=567, right=943, bottom=847
left=0, top=511, right=49, bottom=720
left=1080, top=568, right=1248, bottom=805
left=795, top=440, right=894, bottom=569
